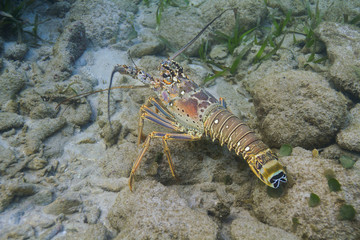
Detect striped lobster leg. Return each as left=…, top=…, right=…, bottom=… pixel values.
left=204, top=108, right=287, bottom=188
left=129, top=131, right=201, bottom=191
left=137, top=97, right=178, bottom=145
left=130, top=99, right=201, bottom=191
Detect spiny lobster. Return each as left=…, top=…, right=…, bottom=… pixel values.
left=60, top=9, right=287, bottom=191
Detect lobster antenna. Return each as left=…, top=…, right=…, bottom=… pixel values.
left=169, top=8, right=234, bottom=60
left=107, top=51, right=139, bottom=129
left=128, top=50, right=138, bottom=69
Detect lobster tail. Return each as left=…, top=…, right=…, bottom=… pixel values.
left=204, top=108, right=287, bottom=188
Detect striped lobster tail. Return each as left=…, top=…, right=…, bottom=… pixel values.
left=204, top=108, right=287, bottom=188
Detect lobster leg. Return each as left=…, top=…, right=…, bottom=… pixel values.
left=129, top=131, right=200, bottom=191
left=138, top=97, right=178, bottom=145
left=219, top=97, right=227, bottom=108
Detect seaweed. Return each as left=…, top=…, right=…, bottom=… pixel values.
left=339, top=204, right=356, bottom=221
left=202, top=41, right=253, bottom=84
left=302, top=0, right=327, bottom=63
left=202, top=14, right=255, bottom=83
left=253, top=11, right=292, bottom=64
left=328, top=177, right=341, bottom=192
left=198, top=39, right=209, bottom=62
left=339, top=155, right=355, bottom=169
left=156, top=0, right=189, bottom=27
left=213, top=12, right=256, bottom=55
left=143, top=0, right=150, bottom=7
left=0, top=0, right=35, bottom=42
left=344, top=14, right=360, bottom=27
left=0, top=0, right=48, bottom=45
left=279, top=144, right=293, bottom=157
left=308, top=193, right=320, bottom=207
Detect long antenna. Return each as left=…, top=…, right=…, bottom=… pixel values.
left=169, top=8, right=234, bottom=60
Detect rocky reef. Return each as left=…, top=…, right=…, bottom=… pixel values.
left=0, top=0, right=359, bottom=239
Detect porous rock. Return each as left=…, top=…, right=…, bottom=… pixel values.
left=100, top=142, right=138, bottom=179
left=24, top=117, right=66, bottom=155
left=0, top=65, right=26, bottom=108
left=1, top=225, right=35, bottom=240
left=316, top=22, right=360, bottom=100
left=46, top=1, right=71, bottom=18
left=27, top=157, right=48, bottom=170
left=266, top=0, right=305, bottom=16
left=62, top=223, right=109, bottom=240
left=158, top=7, right=206, bottom=56
left=231, top=210, right=300, bottom=240
left=0, top=145, right=17, bottom=176
left=69, top=0, right=133, bottom=47
left=43, top=194, right=82, bottom=215
left=129, top=41, right=165, bottom=58
left=199, top=0, right=268, bottom=36
left=251, top=147, right=360, bottom=240
left=62, top=100, right=92, bottom=126
left=0, top=112, right=24, bottom=132
left=252, top=70, right=347, bottom=148
left=336, top=104, right=360, bottom=152
left=99, top=120, right=122, bottom=147
left=18, top=88, right=57, bottom=119
left=44, top=21, right=86, bottom=82
left=0, top=182, right=38, bottom=212
left=4, top=43, right=28, bottom=61
left=108, top=180, right=218, bottom=239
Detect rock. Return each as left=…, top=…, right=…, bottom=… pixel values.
left=2, top=225, right=35, bottom=239
left=129, top=41, right=165, bottom=58
left=89, top=177, right=128, bottom=192
left=53, top=21, right=86, bottom=64
left=0, top=36, right=3, bottom=53
left=100, top=142, right=138, bottom=178
left=2, top=99, right=19, bottom=113
left=158, top=7, right=206, bottom=56
left=31, top=188, right=53, bottom=206
left=209, top=44, right=228, bottom=60
left=4, top=43, right=28, bottom=61
left=252, top=70, right=347, bottom=148
left=62, top=223, right=109, bottom=240
left=46, top=1, right=71, bottom=18
left=44, top=21, right=87, bottom=82
left=0, top=182, right=38, bottom=212
left=38, top=223, right=63, bottom=240
left=231, top=210, right=300, bottom=240
left=0, top=65, right=26, bottom=108
left=266, top=0, right=305, bottom=16
left=0, top=112, right=24, bottom=132
left=108, top=180, right=218, bottom=239
left=18, top=88, right=57, bottom=119
left=84, top=205, right=101, bottom=224
left=315, top=22, right=360, bottom=100
left=321, top=0, right=360, bottom=22
left=43, top=194, right=82, bottom=215
left=199, top=0, right=267, bottom=35
left=0, top=145, right=17, bottom=176
left=251, top=147, right=360, bottom=240
left=337, top=104, right=360, bottom=152
left=24, top=117, right=67, bottom=155
left=62, top=100, right=92, bottom=126
left=99, top=120, right=122, bottom=147
left=27, top=157, right=48, bottom=170
left=69, top=0, right=130, bottom=47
